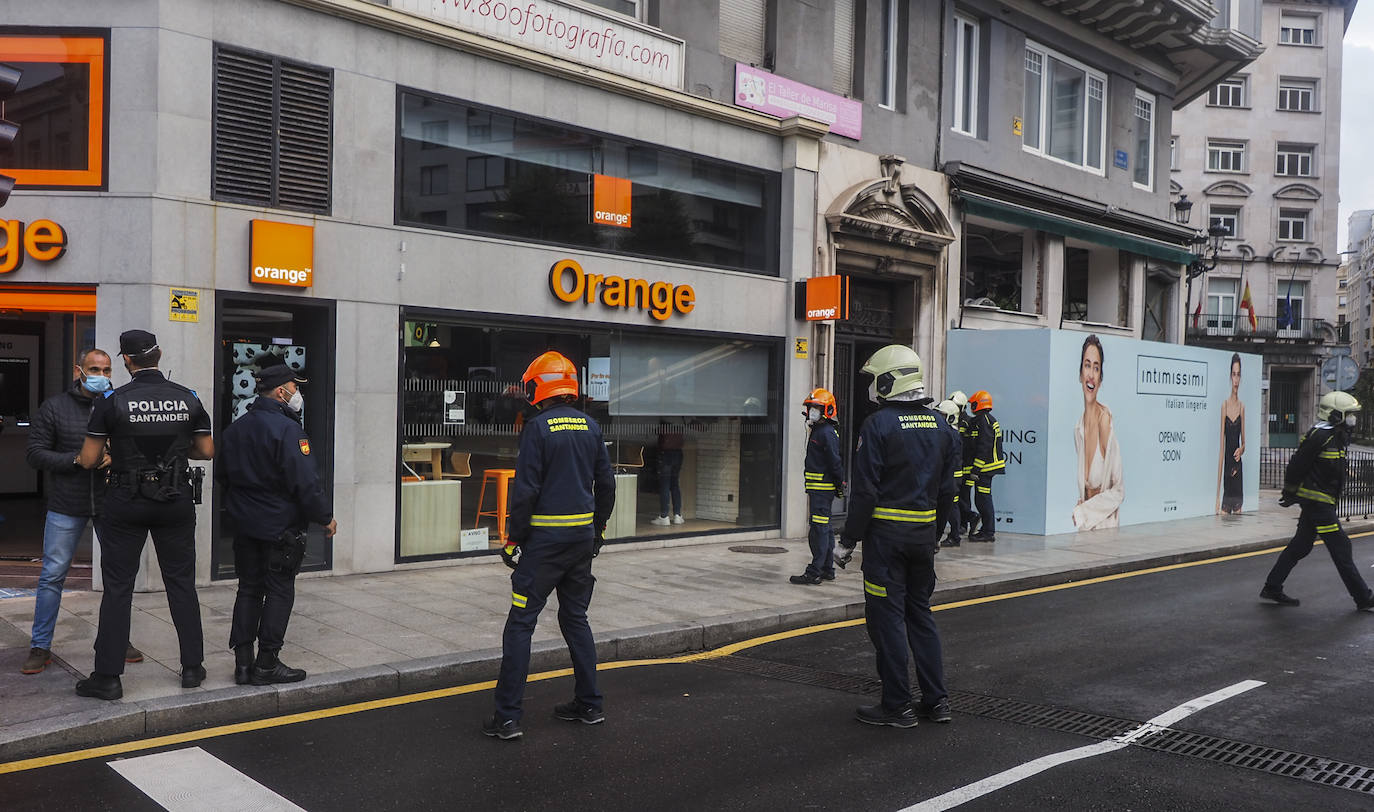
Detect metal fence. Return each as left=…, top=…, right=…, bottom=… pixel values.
left=1260, top=446, right=1374, bottom=519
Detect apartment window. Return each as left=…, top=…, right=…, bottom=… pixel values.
left=1340, top=294, right=1348, bottom=307
left=1279, top=13, right=1318, bottom=45
left=1206, top=278, right=1238, bottom=331
left=212, top=46, right=333, bottom=213
left=719, top=0, right=766, bottom=65
left=1206, top=140, right=1245, bottom=172
left=1022, top=43, right=1106, bottom=172
left=579, top=0, right=638, bottom=17
left=1278, top=79, right=1316, bottom=111
left=1133, top=91, right=1154, bottom=189
left=879, top=0, right=899, bottom=109
left=1275, top=144, right=1314, bottom=177
left=1170, top=136, right=1178, bottom=170
left=1278, top=209, right=1309, bottom=242
left=833, top=0, right=855, bottom=94
left=952, top=15, right=979, bottom=135
left=1208, top=77, right=1246, bottom=107
left=1276, top=281, right=1306, bottom=331
left=1208, top=205, right=1240, bottom=238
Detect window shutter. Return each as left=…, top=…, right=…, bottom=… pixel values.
left=213, top=48, right=274, bottom=206
left=719, top=0, right=766, bottom=65
left=833, top=0, right=855, bottom=94
left=276, top=62, right=332, bottom=213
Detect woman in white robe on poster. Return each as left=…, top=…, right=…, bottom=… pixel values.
left=1073, top=335, right=1124, bottom=530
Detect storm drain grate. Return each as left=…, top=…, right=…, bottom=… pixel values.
left=727, top=545, right=788, bottom=555
left=707, top=655, right=1374, bottom=798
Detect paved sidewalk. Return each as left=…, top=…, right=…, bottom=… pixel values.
left=1, top=491, right=1361, bottom=761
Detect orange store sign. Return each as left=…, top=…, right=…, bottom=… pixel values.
left=549, top=258, right=695, bottom=322
left=803, top=274, right=848, bottom=321
left=250, top=220, right=313, bottom=288
left=591, top=174, right=632, bottom=228
left=0, top=219, right=69, bottom=274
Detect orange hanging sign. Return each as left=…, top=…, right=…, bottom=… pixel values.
left=250, top=220, right=314, bottom=288
left=591, top=174, right=633, bottom=229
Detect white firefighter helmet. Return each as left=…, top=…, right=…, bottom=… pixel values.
left=949, top=390, right=969, bottom=410
left=936, top=399, right=960, bottom=427
left=1318, top=390, right=1361, bottom=423
left=860, top=344, right=924, bottom=401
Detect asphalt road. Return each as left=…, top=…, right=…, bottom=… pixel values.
left=5, top=538, right=1374, bottom=811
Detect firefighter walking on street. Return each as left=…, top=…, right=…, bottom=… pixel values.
left=1262, top=390, right=1374, bottom=610
left=791, top=388, right=845, bottom=585
left=833, top=345, right=958, bottom=728
left=968, top=390, right=1005, bottom=542
left=485, top=351, right=616, bottom=740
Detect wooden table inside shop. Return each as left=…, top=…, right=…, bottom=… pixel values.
left=401, top=442, right=450, bottom=479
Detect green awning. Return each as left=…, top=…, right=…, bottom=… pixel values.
left=957, top=193, right=1198, bottom=266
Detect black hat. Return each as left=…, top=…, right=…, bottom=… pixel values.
left=119, top=329, right=158, bottom=357
left=255, top=363, right=307, bottom=392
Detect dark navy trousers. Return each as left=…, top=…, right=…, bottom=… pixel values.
left=860, top=529, right=946, bottom=712
left=1266, top=501, right=1374, bottom=604
left=805, top=490, right=835, bottom=579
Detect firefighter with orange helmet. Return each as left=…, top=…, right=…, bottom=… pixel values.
left=484, top=351, right=616, bottom=741
left=967, top=390, right=1005, bottom=542
left=790, top=388, right=846, bottom=585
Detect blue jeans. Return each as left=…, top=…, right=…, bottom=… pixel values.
left=30, top=511, right=90, bottom=650
left=657, top=449, right=683, bottom=517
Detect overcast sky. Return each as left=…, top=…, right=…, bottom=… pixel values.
left=1340, top=3, right=1374, bottom=251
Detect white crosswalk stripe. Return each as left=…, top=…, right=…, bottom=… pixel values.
left=108, top=746, right=306, bottom=812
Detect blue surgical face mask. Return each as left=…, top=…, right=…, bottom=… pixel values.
left=82, top=374, right=112, bottom=394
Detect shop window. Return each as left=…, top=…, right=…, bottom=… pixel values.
left=397, top=91, right=779, bottom=275
left=212, top=46, right=332, bottom=214
left=1063, top=241, right=1124, bottom=326
left=962, top=220, right=1031, bottom=313
left=397, top=316, right=781, bottom=561
left=0, top=31, right=108, bottom=189
left=1022, top=42, right=1106, bottom=173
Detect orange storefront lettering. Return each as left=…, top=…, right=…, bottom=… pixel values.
left=549, top=259, right=695, bottom=321
left=0, top=219, right=69, bottom=274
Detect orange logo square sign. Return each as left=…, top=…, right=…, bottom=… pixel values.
left=299, top=439, right=311, bottom=456
left=250, top=220, right=314, bottom=288
left=591, top=174, right=632, bottom=229
left=805, top=275, right=848, bottom=321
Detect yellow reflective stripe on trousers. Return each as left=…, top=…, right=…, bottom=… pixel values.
left=863, top=579, right=888, bottom=598
left=810, top=515, right=829, bottom=524
left=529, top=512, right=595, bottom=527
left=1317, top=451, right=1345, bottom=459
left=977, top=486, right=992, bottom=493
left=804, top=471, right=825, bottom=479
left=1316, top=523, right=1340, bottom=534
left=1295, top=487, right=1335, bottom=504
left=805, top=483, right=835, bottom=491
left=511, top=591, right=528, bottom=609
left=871, top=506, right=936, bottom=523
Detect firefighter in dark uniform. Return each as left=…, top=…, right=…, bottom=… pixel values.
left=1262, top=390, right=1374, bottom=610
left=790, top=388, right=845, bottom=585
left=75, top=330, right=214, bottom=700
left=834, top=345, right=957, bottom=728
left=933, top=399, right=965, bottom=549
left=220, top=364, right=337, bottom=686
left=967, top=390, right=1005, bottom=542
left=945, top=390, right=976, bottom=543
left=484, top=351, right=616, bottom=740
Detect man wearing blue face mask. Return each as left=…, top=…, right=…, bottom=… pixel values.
left=21, top=349, right=144, bottom=675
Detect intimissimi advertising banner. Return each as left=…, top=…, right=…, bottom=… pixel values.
left=947, top=330, right=1261, bottom=535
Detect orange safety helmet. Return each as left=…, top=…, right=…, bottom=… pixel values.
left=522, top=351, right=579, bottom=404
left=803, top=387, right=838, bottom=420
left=970, top=390, right=993, bottom=412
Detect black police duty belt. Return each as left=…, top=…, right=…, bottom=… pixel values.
left=106, top=466, right=206, bottom=503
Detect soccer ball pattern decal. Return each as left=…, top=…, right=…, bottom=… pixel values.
left=229, top=343, right=307, bottom=424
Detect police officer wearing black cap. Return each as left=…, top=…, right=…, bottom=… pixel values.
left=219, top=363, right=336, bottom=686
left=74, top=330, right=214, bottom=700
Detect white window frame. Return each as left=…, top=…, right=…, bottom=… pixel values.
left=952, top=14, right=979, bottom=136
left=570, top=0, right=641, bottom=21
left=1206, top=278, right=1238, bottom=333
left=1170, top=136, right=1178, bottom=170
left=1133, top=90, right=1155, bottom=190
left=879, top=0, right=898, bottom=110
left=1277, top=79, right=1316, bottom=112
left=1206, top=139, right=1246, bottom=172
left=1022, top=42, right=1107, bottom=175
left=1279, top=13, right=1318, bottom=46
left=1208, top=77, right=1247, bottom=107
left=1275, top=144, right=1314, bottom=177
left=1208, top=205, right=1241, bottom=239
left=1276, top=282, right=1306, bottom=336
left=1278, top=209, right=1309, bottom=242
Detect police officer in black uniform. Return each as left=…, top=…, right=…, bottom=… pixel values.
left=484, top=351, right=615, bottom=740
left=220, top=364, right=337, bottom=686
left=75, top=330, right=214, bottom=700
left=834, top=344, right=957, bottom=728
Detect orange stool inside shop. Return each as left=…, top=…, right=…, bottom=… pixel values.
left=474, top=468, right=517, bottom=543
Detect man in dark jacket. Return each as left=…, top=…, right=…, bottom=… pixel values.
left=22, top=349, right=144, bottom=675
left=219, top=364, right=336, bottom=686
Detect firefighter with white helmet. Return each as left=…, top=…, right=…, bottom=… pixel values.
left=1262, top=390, right=1374, bottom=610
left=833, top=345, right=958, bottom=727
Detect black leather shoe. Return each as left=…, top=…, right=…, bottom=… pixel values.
left=916, top=699, right=953, bottom=723
left=789, top=573, right=822, bottom=585
left=250, top=662, right=307, bottom=685
left=181, top=664, right=207, bottom=688
left=1260, top=585, right=1300, bottom=606
left=969, top=532, right=995, bottom=543
left=482, top=715, right=523, bottom=740
left=234, top=665, right=253, bottom=685
left=855, top=704, right=917, bottom=728
left=76, top=672, right=123, bottom=701
left=1356, top=592, right=1374, bottom=611
left=940, top=537, right=961, bottom=547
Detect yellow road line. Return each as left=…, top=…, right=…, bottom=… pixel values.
left=4, top=534, right=1364, bottom=775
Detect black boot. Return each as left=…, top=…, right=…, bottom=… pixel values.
left=251, top=648, right=307, bottom=685
left=234, top=644, right=255, bottom=685
left=76, top=672, right=123, bottom=700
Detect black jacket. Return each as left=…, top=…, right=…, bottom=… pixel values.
left=842, top=402, right=959, bottom=544
left=507, top=402, right=616, bottom=545
left=1283, top=422, right=1347, bottom=505
left=25, top=383, right=105, bottom=518
left=219, top=396, right=332, bottom=539
left=970, top=410, right=1006, bottom=476
left=804, top=421, right=845, bottom=493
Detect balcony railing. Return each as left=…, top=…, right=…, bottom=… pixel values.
left=1185, top=314, right=1332, bottom=341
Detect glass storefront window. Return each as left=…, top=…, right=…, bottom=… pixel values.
left=397, top=315, right=781, bottom=560
left=397, top=91, right=780, bottom=275
left=0, top=31, right=108, bottom=188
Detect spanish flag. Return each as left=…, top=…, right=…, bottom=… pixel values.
left=1239, top=277, right=1257, bottom=330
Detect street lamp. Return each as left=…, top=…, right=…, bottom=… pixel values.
left=1174, top=194, right=1230, bottom=330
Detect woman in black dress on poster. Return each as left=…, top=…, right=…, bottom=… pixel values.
left=1216, top=353, right=1246, bottom=514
